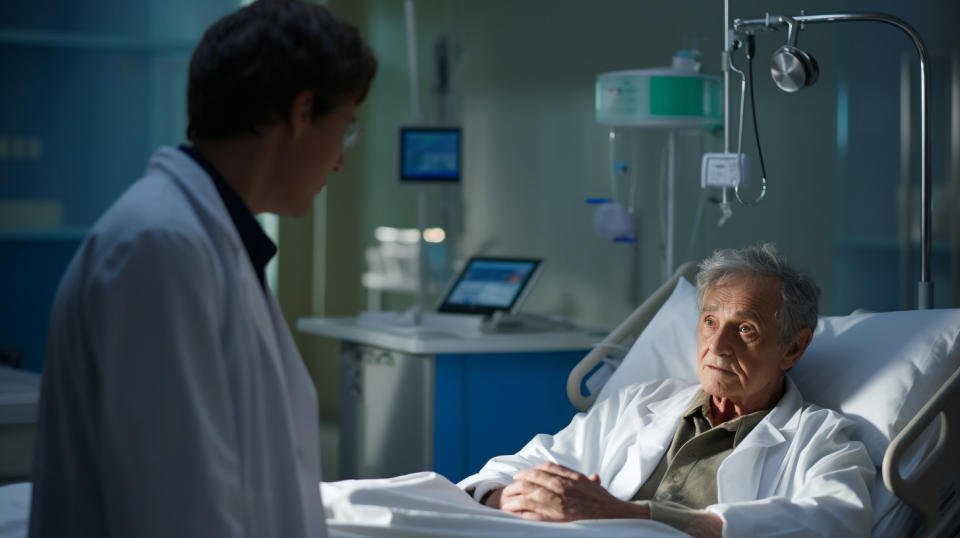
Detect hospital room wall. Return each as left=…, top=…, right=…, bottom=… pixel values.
left=306, top=0, right=960, bottom=415
left=333, top=0, right=960, bottom=335
left=829, top=3, right=960, bottom=311
left=342, top=0, right=731, bottom=329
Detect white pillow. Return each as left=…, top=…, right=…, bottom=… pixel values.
left=598, top=277, right=960, bottom=466
left=793, top=309, right=960, bottom=464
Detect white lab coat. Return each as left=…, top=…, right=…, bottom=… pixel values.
left=29, top=147, right=325, bottom=537
left=459, top=377, right=874, bottom=537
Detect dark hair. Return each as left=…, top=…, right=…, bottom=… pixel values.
left=187, top=0, right=377, bottom=140
left=696, top=243, right=820, bottom=347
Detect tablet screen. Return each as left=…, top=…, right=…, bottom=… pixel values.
left=437, top=257, right=542, bottom=316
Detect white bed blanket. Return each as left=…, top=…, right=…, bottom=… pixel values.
left=4, top=474, right=688, bottom=537
left=321, top=472, right=687, bottom=537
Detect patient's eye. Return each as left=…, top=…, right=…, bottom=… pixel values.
left=739, top=324, right=758, bottom=339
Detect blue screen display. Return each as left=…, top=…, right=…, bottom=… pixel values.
left=446, top=260, right=535, bottom=307
left=401, top=128, right=461, bottom=181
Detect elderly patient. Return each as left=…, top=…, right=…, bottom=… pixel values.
left=458, top=244, right=874, bottom=537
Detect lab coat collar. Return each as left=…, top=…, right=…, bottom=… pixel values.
left=649, top=376, right=802, bottom=447
left=718, top=377, right=803, bottom=451
left=146, top=146, right=242, bottom=252
left=646, top=383, right=701, bottom=419
left=179, top=144, right=277, bottom=289
left=642, top=378, right=797, bottom=463
left=747, top=376, right=803, bottom=441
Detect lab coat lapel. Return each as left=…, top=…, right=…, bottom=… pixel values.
left=265, top=293, right=314, bottom=412
left=645, top=384, right=699, bottom=417
left=608, top=383, right=700, bottom=499
left=264, top=291, right=320, bottom=475
left=150, top=146, right=288, bottom=384
left=160, top=145, right=317, bottom=479
left=716, top=377, right=800, bottom=503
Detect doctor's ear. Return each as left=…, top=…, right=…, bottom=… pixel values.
left=286, top=90, right=315, bottom=139
left=780, top=327, right=813, bottom=370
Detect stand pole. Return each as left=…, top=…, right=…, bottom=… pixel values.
left=415, top=187, right=428, bottom=325
left=666, top=129, right=677, bottom=278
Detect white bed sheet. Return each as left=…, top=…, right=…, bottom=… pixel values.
left=322, top=472, right=687, bottom=537
left=2, top=475, right=687, bottom=538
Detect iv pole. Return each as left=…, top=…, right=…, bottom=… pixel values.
left=404, top=0, right=429, bottom=325
left=730, top=11, right=934, bottom=310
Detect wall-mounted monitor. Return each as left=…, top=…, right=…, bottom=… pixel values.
left=399, top=126, right=462, bottom=184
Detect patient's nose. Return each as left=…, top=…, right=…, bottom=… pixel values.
left=711, top=323, right=737, bottom=356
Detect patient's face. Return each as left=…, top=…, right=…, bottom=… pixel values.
left=696, top=274, right=796, bottom=414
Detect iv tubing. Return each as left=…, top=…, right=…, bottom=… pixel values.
left=733, top=44, right=767, bottom=206
left=666, top=129, right=677, bottom=276
left=608, top=129, right=618, bottom=200
left=723, top=0, right=731, bottom=152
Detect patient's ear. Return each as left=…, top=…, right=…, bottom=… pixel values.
left=780, top=327, right=813, bottom=371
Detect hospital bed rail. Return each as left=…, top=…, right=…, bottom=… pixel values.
left=566, top=261, right=698, bottom=412
left=883, top=365, right=960, bottom=537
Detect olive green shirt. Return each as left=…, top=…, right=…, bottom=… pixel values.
left=631, top=390, right=770, bottom=530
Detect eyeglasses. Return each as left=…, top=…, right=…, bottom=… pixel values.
left=343, top=122, right=362, bottom=150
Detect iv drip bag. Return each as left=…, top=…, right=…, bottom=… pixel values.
left=592, top=202, right=635, bottom=241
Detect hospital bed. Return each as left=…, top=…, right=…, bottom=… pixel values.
left=320, top=261, right=960, bottom=537
left=568, top=262, right=960, bottom=537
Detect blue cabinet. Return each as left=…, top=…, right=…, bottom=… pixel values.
left=432, top=350, right=586, bottom=482
left=299, top=317, right=603, bottom=482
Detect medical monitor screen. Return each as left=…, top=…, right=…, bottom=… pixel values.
left=437, top=257, right=542, bottom=316
left=400, top=127, right=461, bottom=184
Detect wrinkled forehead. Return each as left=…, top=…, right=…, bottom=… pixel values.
left=701, top=273, right=783, bottom=317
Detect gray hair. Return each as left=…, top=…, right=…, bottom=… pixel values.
left=696, top=243, right=820, bottom=347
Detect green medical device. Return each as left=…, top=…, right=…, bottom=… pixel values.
left=595, top=69, right=722, bottom=128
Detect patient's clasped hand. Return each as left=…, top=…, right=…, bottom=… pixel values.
left=324, top=244, right=876, bottom=538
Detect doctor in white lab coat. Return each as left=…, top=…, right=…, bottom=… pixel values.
left=28, top=2, right=376, bottom=537
left=460, top=244, right=874, bottom=537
